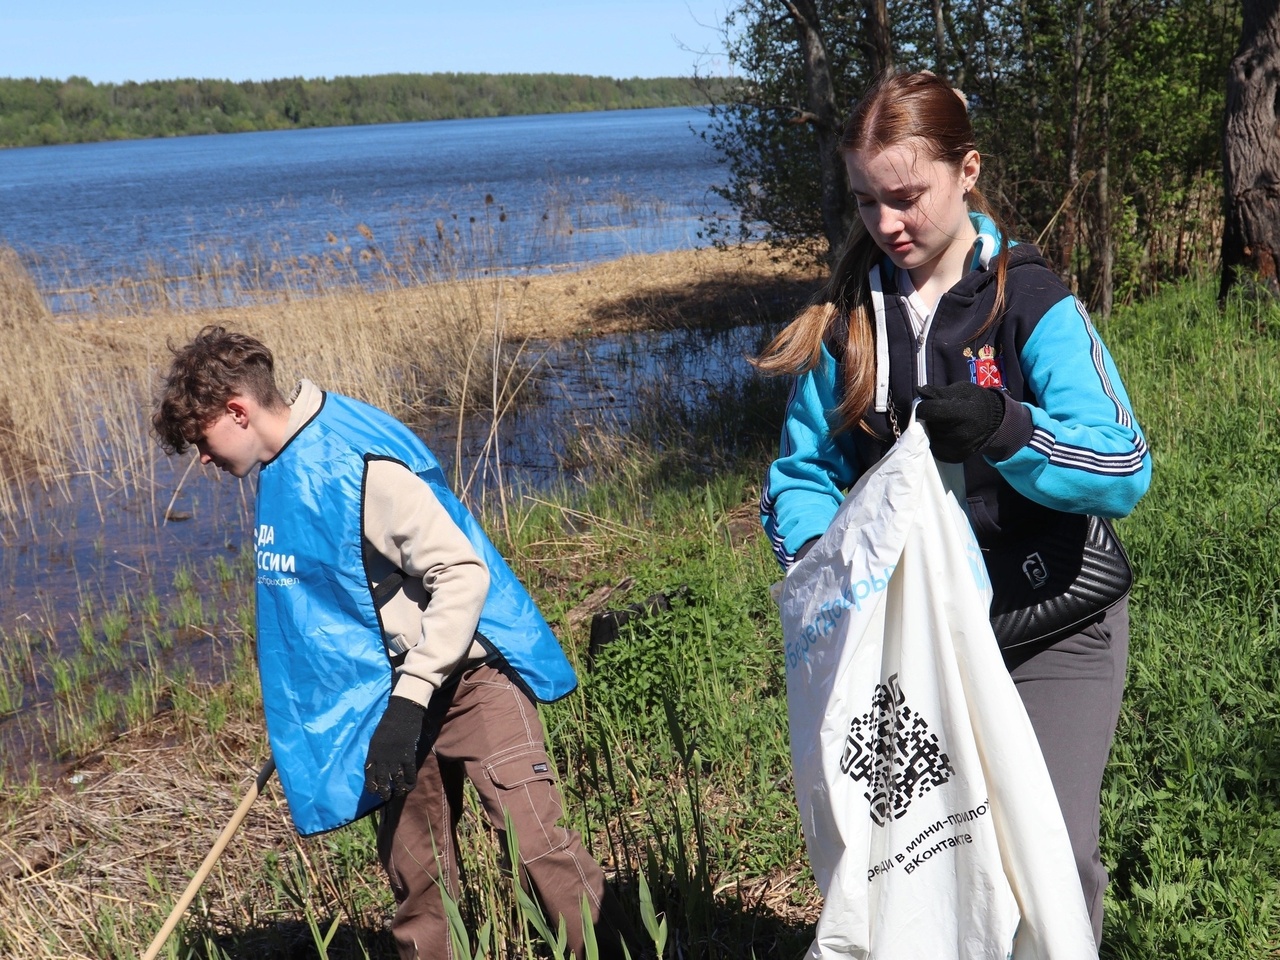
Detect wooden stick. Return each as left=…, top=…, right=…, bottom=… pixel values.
left=140, top=757, right=275, bottom=960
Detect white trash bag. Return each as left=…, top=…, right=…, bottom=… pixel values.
left=780, top=419, right=1097, bottom=960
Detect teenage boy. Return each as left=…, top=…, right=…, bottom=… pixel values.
left=152, top=326, right=632, bottom=960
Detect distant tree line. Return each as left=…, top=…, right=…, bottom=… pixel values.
left=0, top=73, right=729, bottom=148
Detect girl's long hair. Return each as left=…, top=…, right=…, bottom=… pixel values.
left=754, top=71, right=1009, bottom=436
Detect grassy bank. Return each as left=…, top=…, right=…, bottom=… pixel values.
left=1095, top=281, right=1280, bottom=957
left=1, top=272, right=1278, bottom=958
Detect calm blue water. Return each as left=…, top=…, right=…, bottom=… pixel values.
left=0, top=107, right=730, bottom=310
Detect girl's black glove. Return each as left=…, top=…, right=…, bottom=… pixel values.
left=363, top=696, right=426, bottom=800
left=915, top=382, right=1006, bottom=463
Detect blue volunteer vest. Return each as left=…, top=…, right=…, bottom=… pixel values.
left=255, top=391, right=577, bottom=835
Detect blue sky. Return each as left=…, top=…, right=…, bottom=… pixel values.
left=0, top=1, right=731, bottom=84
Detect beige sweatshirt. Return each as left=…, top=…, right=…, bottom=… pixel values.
left=283, top=380, right=491, bottom=708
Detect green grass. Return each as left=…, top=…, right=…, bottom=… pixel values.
left=0, top=628, right=34, bottom=716
left=1095, top=282, right=1280, bottom=958
left=4, top=277, right=1279, bottom=958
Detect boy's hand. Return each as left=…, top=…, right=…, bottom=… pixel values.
left=364, top=696, right=426, bottom=800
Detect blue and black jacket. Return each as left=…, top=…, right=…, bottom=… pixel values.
left=761, top=214, right=1151, bottom=568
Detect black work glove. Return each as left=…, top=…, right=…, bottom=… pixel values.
left=363, top=696, right=426, bottom=800
left=915, top=382, right=1006, bottom=463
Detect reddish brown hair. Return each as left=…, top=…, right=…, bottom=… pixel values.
left=754, top=71, right=1009, bottom=435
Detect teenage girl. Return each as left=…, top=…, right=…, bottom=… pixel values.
left=756, top=71, right=1151, bottom=948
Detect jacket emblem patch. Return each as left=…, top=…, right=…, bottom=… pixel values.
left=965, top=344, right=1005, bottom=389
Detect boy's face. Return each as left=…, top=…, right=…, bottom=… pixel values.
left=195, top=401, right=261, bottom=478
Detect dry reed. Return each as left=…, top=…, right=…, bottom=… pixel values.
left=0, top=243, right=819, bottom=524
left=0, top=711, right=345, bottom=959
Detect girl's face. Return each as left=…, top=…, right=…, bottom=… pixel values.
left=845, top=142, right=980, bottom=283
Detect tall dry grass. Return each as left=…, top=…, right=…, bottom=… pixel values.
left=0, top=245, right=536, bottom=523
left=0, top=239, right=819, bottom=526
left=0, top=248, right=160, bottom=525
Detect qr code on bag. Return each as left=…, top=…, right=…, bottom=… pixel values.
left=839, top=673, right=954, bottom=826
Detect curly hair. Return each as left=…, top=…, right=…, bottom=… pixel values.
left=152, top=326, right=285, bottom=455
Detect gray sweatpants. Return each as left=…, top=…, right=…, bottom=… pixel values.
left=1006, top=598, right=1129, bottom=951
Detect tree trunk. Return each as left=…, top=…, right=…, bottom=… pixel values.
left=1097, top=0, right=1113, bottom=318
left=931, top=0, right=950, bottom=81
left=1220, top=0, right=1280, bottom=300
left=782, top=0, right=857, bottom=262
left=864, top=0, right=895, bottom=79
left=1061, top=0, right=1090, bottom=294
left=941, top=0, right=967, bottom=91
left=1018, top=0, right=1041, bottom=160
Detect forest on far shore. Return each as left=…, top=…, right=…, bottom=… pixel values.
left=0, top=72, right=725, bottom=148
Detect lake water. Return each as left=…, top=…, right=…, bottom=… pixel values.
left=0, top=107, right=733, bottom=311
left=0, top=108, right=780, bottom=778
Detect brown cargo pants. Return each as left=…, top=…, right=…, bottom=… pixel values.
left=375, top=660, right=631, bottom=960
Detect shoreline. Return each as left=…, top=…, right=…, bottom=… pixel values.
left=66, top=243, right=824, bottom=343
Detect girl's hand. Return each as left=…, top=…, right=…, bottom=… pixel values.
left=916, top=382, right=1006, bottom=462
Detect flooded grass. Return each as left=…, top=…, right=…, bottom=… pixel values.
left=0, top=232, right=819, bottom=786
left=0, top=545, right=256, bottom=788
